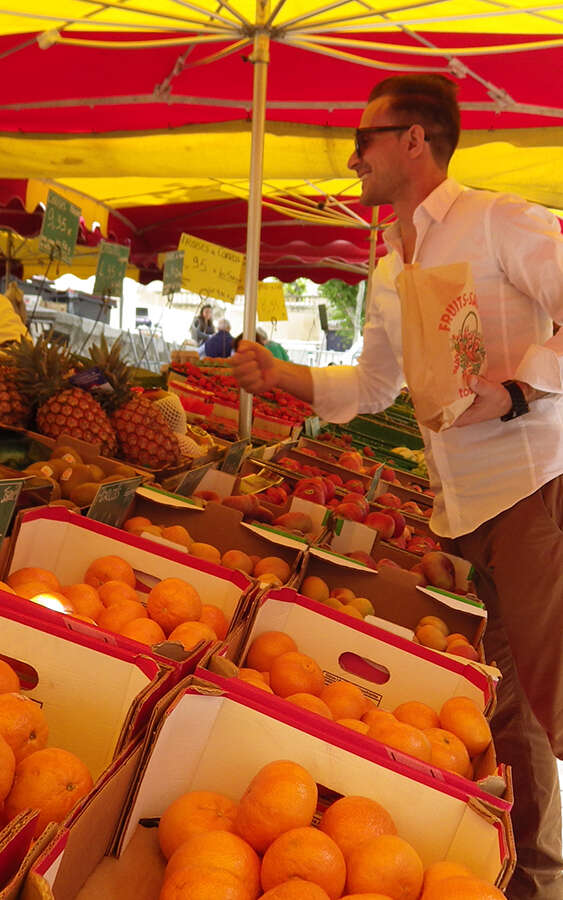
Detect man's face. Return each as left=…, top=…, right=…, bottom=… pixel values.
left=348, top=97, right=408, bottom=207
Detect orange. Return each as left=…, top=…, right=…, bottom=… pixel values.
left=5, top=747, right=93, bottom=837
left=160, top=525, right=193, bottom=549
left=0, top=734, right=15, bottom=802
left=421, top=875, right=505, bottom=899
left=11, top=581, right=62, bottom=601
left=439, top=698, right=492, bottom=758
left=367, top=718, right=432, bottom=764
left=200, top=604, right=229, bottom=641
left=286, top=693, right=333, bottom=719
left=168, top=621, right=217, bottom=652
left=147, top=578, right=202, bottom=635
left=237, top=672, right=274, bottom=693
left=234, top=760, right=317, bottom=853
left=97, top=599, right=148, bottom=633
left=0, top=581, right=15, bottom=594
left=29, top=590, right=75, bottom=614
left=319, top=796, right=397, bottom=861
left=60, top=583, right=103, bottom=621
left=7, top=567, right=60, bottom=592
left=221, top=550, right=254, bottom=575
left=260, top=880, right=331, bottom=899
left=319, top=681, right=369, bottom=721
left=245, top=632, right=298, bottom=673
left=362, top=708, right=396, bottom=731
left=0, top=660, right=20, bottom=694
left=159, top=867, right=248, bottom=900
left=424, top=728, right=471, bottom=777
left=118, top=617, right=166, bottom=646
left=260, top=826, right=346, bottom=900
left=340, top=896, right=395, bottom=900
left=123, top=516, right=153, bottom=534
left=0, top=693, right=49, bottom=762
left=163, top=830, right=261, bottom=899
left=422, top=861, right=474, bottom=894
left=336, top=718, right=370, bottom=735
left=254, top=557, right=291, bottom=583
left=346, top=834, right=424, bottom=899
left=158, top=790, right=238, bottom=859
left=98, top=580, right=139, bottom=607
left=189, top=542, right=222, bottom=564
left=269, top=652, right=324, bottom=698
left=84, top=555, right=136, bottom=590
left=394, top=701, right=440, bottom=732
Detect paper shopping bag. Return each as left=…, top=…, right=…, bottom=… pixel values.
left=395, top=261, right=487, bottom=432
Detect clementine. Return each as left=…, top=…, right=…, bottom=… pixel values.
left=336, top=719, right=370, bottom=735
left=362, top=708, right=397, bottom=731
left=260, top=880, right=331, bottom=899
left=393, top=701, right=440, bottom=732
left=424, top=728, right=471, bottom=777
left=0, top=659, right=20, bottom=694
left=168, top=621, right=217, bottom=652
left=346, top=834, right=424, bottom=899
left=269, top=652, right=324, bottom=698
left=158, top=790, right=238, bottom=859
left=422, top=860, right=473, bottom=894
left=7, top=567, right=60, bottom=592
left=367, top=718, right=432, bottom=764
left=286, top=693, right=333, bottom=719
left=319, top=795, right=397, bottom=861
left=260, top=826, right=346, bottom=900
left=439, top=698, right=492, bottom=757
left=234, top=760, right=317, bottom=853
left=200, top=604, right=229, bottom=641
left=319, top=681, right=369, bottom=721
left=60, top=583, right=103, bottom=621
left=118, top=618, right=167, bottom=646
left=147, top=578, right=202, bottom=635
left=421, top=875, right=505, bottom=899
left=159, top=867, right=248, bottom=900
left=0, top=581, right=15, bottom=594
left=0, top=693, right=49, bottom=762
left=84, top=555, right=136, bottom=590
left=5, top=747, right=93, bottom=836
left=97, top=580, right=139, bottom=607
left=340, top=895, right=395, bottom=900
left=0, top=733, right=15, bottom=802
left=245, top=632, right=298, bottom=673
left=163, top=830, right=261, bottom=899
left=97, top=599, right=148, bottom=633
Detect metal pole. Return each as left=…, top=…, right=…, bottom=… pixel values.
left=238, top=0, right=270, bottom=441
left=366, top=205, right=379, bottom=303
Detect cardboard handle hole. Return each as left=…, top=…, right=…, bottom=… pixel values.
left=338, top=651, right=390, bottom=685
left=0, top=653, right=39, bottom=690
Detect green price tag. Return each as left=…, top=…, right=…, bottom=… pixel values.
left=0, top=479, right=23, bottom=548
left=94, top=241, right=130, bottom=298
left=174, top=462, right=216, bottom=498
left=221, top=439, right=249, bottom=475
left=87, top=476, right=143, bottom=528
left=366, top=464, right=383, bottom=502
left=162, top=250, right=184, bottom=296
left=38, top=189, right=81, bottom=264
left=304, top=416, right=320, bottom=439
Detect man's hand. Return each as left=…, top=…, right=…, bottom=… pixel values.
left=232, top=340, right=280, bottom=395
left=454, top=375, right=512, bottom=427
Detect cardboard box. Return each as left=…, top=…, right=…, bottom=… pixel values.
left=36, top=677, right=514, bottom=898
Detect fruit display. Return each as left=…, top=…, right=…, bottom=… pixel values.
left=0, top=657, right=93, bottom=838
left=236, top=630, right=492, bottom=782
left=154, top=758, right=504, bottom=899
left=414, top=615, right=481, bottom=661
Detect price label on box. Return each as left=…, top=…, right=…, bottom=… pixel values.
left=366, top=464, right=384, bottom=501
left=162, top=250, right=184, bottom=296
left=38, top=189, right=80, bottom=264
left=304, top=416, right=320, bottom=438
left=257, top=281, right=288, bottom=322
left=178, top=233, right=244, bottom=303
left=221, top=439, right=249, bottom=475
left=94, top=241, right=130, bottom=298
left=0, top=479, right=23, bottom=548
left=174, top=462, right=216, bottom=498
left=87, top=477, right=143, bottom=528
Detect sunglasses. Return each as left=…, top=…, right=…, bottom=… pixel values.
left=354, top=124, right=430, bottom=157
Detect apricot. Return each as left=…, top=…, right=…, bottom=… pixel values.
left=189, top=542, right=222, bottom=565
left=415, top=624, right=448, bottom=651
left=253, top=557, right=291, bottom=583
left=255, top=573, right=283, bottom=587
left=347, top=596, right=374, bottom=617
left=160, top=525, right=193, bottom=549
left=330, top=587, right=355, bottom=603
left=341, top=604, right=363, bottom=620
left=221, top=549, right=254, bottom=575
left=300, top=576, right=330, bottom=604
left=417, top=615, right=449, bottom=636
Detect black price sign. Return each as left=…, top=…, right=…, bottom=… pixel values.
left=87, top=476, right=143, bottom=528
left=0, top=479, right=23, bottom=548
left=221, top=439, right=249, bottom=475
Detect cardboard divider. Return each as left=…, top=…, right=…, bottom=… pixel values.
left=48, top=676, right=515, bottom=899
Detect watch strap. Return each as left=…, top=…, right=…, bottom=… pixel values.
left=500, top=380, right=529, bottom=421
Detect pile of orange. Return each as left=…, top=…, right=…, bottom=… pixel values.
left=4, top=558, right=230, bottom=652
left=239, top=632, right=492, bottom=779
left=0, top=658, right=93, bottom=838
left=156, top=758, right=505, bottom=899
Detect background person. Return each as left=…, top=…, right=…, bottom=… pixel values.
left=203, top=318, right=233, bottom=358
left=190, top=303, right=214, bottom=348
left=233, top=73, right=563, bottom=900
left=256, top=326, right=290, bottom=361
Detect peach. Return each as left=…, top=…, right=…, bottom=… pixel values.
left=300, top=576, right=330, bottom=603
left=273, top=512, right=314, bottom=534
left=221, top=549, right=254, bottom=574
left=253, top=557, right=291, bottom=583
left=189, top=542, right=222, bottom=565
left=420, top=551, right=456, bottom=591
left=364, top=511, right=395, bottom=540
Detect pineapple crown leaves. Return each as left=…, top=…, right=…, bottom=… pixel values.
left=88, top=334, right=134, bottom=412
left=1, top=330, right=79, bottom=407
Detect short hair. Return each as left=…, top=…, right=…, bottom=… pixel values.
left=256, top=327, right=268, bottom=342
left=217, top=318, right=230, bottom=330
left=368, top=74, right=460, bottom=166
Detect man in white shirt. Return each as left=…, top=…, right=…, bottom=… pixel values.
left=233, top=74, right=563, bottom=899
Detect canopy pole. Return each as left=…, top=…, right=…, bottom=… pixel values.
left=239, top=0, right=271, bottom=441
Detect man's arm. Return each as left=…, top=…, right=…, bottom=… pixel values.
left=232, top=340, right=314, bottom=403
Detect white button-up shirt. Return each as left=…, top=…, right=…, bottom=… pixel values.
left=312, top=178, right=563, bottom=538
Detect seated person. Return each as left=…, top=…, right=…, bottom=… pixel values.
left=203, top=318, right=233, bottom=358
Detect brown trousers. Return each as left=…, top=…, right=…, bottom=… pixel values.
left=444, top=476, right=563, bottom=900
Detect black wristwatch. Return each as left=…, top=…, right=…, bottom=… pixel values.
left=500, top=380, right=529, bottom=421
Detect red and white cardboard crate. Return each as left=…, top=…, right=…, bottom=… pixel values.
left=29, top=675, right=514, bottom=898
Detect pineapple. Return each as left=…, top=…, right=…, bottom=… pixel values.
left=89, top=336, right=181, bottom=470
left=0, top=363, right=29, bottom=427
left=4, top=333, right=117, bottom=454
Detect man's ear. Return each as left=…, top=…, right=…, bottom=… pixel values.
left=407, top=124, right=426, bottom=158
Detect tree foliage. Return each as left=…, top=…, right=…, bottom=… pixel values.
left=318, top=279, right=364, bottom=347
